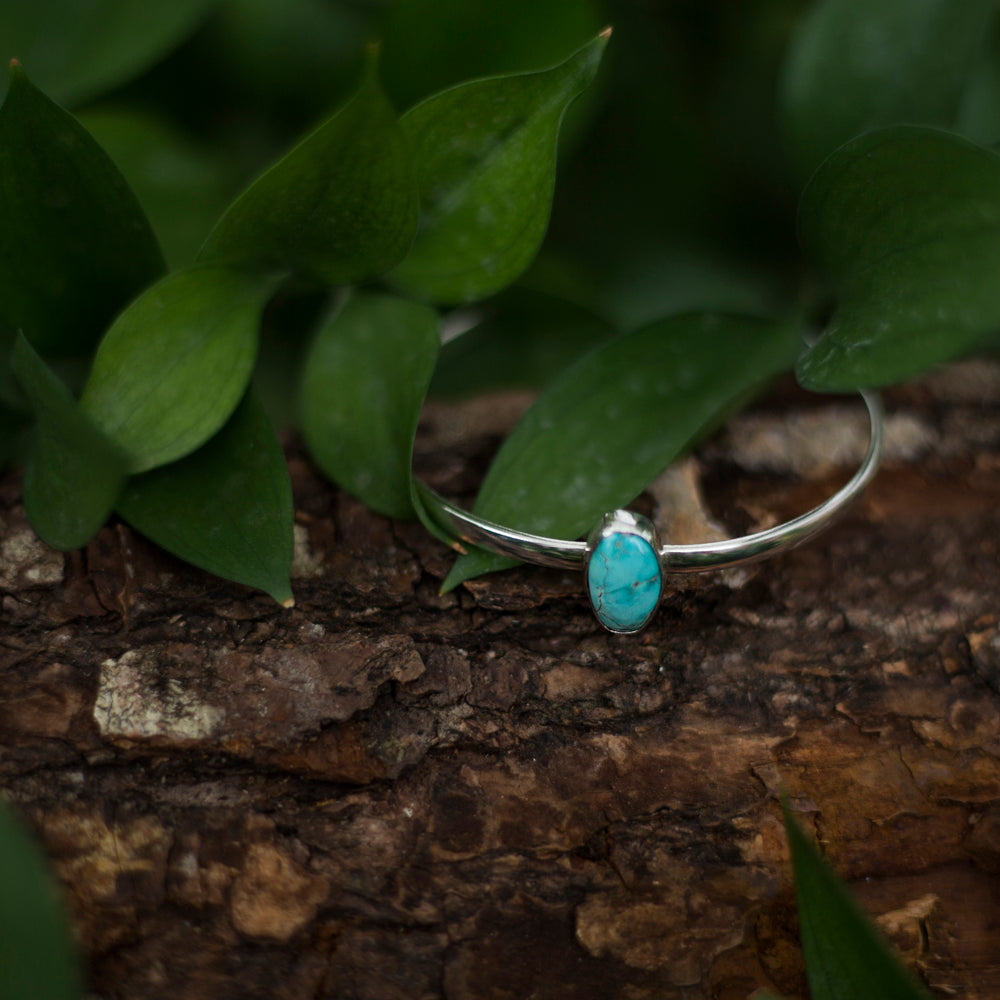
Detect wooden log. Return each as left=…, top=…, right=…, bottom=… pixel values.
left=1, top=364, right=999, bottom=999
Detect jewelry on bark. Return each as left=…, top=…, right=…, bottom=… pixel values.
left=416, top=390, right=885, bottom=634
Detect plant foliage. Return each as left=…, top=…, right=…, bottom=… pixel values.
left=0, top=64, right=164, bottom=358
left=79, top=266, right=277, bottom=472
left=1, top=0, right=997, bottom=606
left=0, top=0, right=219, bottom=106
left=0, top=800, right=80, bottom=1000
left=779, top=799, right=933, bottom=1000
left=300, top=293, right=440, bottom=521
left=117, top=388, right=294, bottom=606
left=796, top=126, right=1000, bottom=389
left=198, top=54, right=418, bottom=284
left=781, top=0, right=994, bottom=180
left=11, top=335, right=127, bottom=550
left=389, top=29, right=609, bottom=303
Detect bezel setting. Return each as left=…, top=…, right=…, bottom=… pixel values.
left=584, top=509, right=663, bottom=634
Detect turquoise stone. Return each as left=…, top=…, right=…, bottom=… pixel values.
left=586, top=530, right=662, bottom=633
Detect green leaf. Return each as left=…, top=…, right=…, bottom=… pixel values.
left=0, top=0, right=220, bottom=106
left=117, top=389, right=294, bottom=605
left=300, top=293, right=439, bottom=520
left=77, top=106, right=238, bottom=270
left=198, top=57, right=417, bottom=286
left=781, top=0, right=994, bottom=180
left=0, top=800, right=80, bottom=1000
left=781, top=798, right=932, bottom=1000
left=11, top=335, right=126, bottom=549
left=388, top=30, right=610, bottom=304
left=80, top=266, right=277, bottom=473
left=0, top=63, right=165, bottom=358
left=443, top=314, right=801, bottom=589
left=797, top=127, right=1000, bottom=391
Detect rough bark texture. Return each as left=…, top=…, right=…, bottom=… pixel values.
left=2, top=363, right=999, bottom=1000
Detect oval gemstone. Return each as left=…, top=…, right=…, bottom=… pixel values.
left=586, top=530, right=662, bottom=633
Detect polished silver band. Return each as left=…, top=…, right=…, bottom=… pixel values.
left=416, top=390, right=884, bottom=575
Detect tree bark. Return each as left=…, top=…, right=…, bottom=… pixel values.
left=2, top=363, right=999, bottom=1000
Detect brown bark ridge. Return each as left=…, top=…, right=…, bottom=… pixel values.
left=2, top=362, right=1000, bottom=1000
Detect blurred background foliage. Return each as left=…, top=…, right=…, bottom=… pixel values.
left=2, top=0, right=999, bottom=530
left=0, top=0, right=821, bottom=404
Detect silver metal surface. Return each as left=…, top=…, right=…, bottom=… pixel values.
left=415, top=390, right=885, bottom=576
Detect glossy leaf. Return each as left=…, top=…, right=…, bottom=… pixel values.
left=300, top=294, right=439, bottom=519
left=199, top=59, right=417, bottom=285
left=782, top=799, right=932, bottom=1000
left=11, top=335, right=126, bottom=549
left=80, top=266, right=276, bottom=473
left=0, top=0, right=219, bottom=106
left=443, top=314, right=801, bottom=589
left=0, top=801, right=80, bottom=1000
left=781, top=0, right=993, bottom=180
left=0, top=63, right=165, bottom=358
left=388, top=30, right=610, bottom=304
left=797, top=127, right=1000, bottom=391
left=117, top=389, right=294, bottom=605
